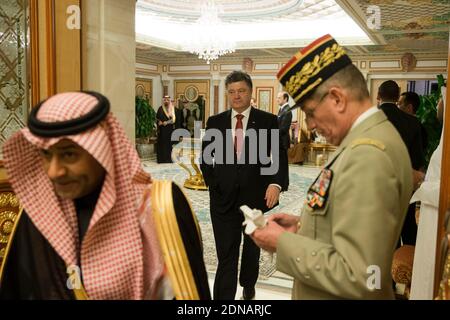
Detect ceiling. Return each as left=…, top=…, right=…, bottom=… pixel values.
left=136, top=0, right=450, bottom=64
left=137, top=0, right=348, bottom=23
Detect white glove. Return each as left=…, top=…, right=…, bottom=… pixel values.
left=240, top=205, right=267, bottom=235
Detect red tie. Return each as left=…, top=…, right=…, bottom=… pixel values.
left=235, top=114, right=244, bottom=156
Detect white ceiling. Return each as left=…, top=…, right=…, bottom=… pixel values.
left=137, top=0, right=344, bottom=22
left=136, top=0, right=374, bottom=52
left=135, top=0, right=450, bottom=64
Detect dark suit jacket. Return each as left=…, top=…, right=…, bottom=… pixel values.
left=420, top=123, right=428, bottom=154
left=379, top=103, right=425, bottom=170
left=200, top=108, right=286, bottom=214
left=174, top=107, right=184, bottom=130
left=278, top=104, right=293, bottom=151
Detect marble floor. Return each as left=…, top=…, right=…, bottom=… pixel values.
left=142, top=155, right=320, bottom=300
left=208, top=272, right=293, bottom=300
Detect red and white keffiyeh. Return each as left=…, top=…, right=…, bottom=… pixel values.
left=2, top=92, right=165, bottom=300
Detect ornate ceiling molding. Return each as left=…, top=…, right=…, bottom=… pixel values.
left=135, top=0, right=449, bottom=63
left=137, top=0, right=306, bottom=21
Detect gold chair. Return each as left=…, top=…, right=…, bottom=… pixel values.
left=436, top=233, right=450, bottom=300
left=391, top=245, right=415, bottom=299
left=0, top=161, right=22, bottom=286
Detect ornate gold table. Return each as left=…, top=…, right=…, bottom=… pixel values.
left=305, top=143, right=337, bottom=167
left=172, top=138, right=207, bottom=191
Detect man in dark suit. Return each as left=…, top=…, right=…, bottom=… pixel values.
left=200, top=70, right=286, bottom=300
left=277, top=91, right=292, bottom=191
left=398, top=91, right=428, bottom=154
left=377, top=80, right=425, bottom=246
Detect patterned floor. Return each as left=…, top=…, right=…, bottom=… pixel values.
left=142, top=158, right=320, bottom=290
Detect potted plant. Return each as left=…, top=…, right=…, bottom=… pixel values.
left=416, top=74, right=445, bottom=169
left=135, top=96, right=157, bottom=159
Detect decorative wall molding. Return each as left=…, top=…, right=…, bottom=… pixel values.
left=135, top=53, right=447, bottom=124
left=1, top=0, right=31, bottom=157
left=254, top=63, right=279, bottom=71
left=416, top=60, right=448, bottom=68
left=368, top=73, right=442, bottom=80
left=169, top=65, right=211, bottom=72
left=134, top=74, right=158, bottom=80
left=136, top=63, right=158, bottom=71
left=30, top=0, right=40, bottom=106
left=220, top=64, right=243, bottom=71
left=174, top=80, right=210, bottom=129
left=45, top=0, right=56, bottom=97
left=167, top=73, right=212, bottom=78
left=369, top=61, right=400, bottom=69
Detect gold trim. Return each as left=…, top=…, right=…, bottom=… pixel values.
left=174, top=146, right=208, bottom=191
left=174, top=80, right=210, bottom=124
left=437, top=235, right=450, bottom=300
left=434, top=44, right=450, bottom=297
left=45, top=0, right=56, bottom=96
left=184, top=85, right=199, bottom=103
left=293, top=78, right=322, bottom=104
left=30, top=0, right=40, bottom=106
left=151, top=180, right=200, bottom=300
left=285, top=43, right=346, bottom=101
left=278, top=35, right=333, bottom=81
left=67, top=264, right=89, bottom=300
left=0, top=208, right=23, bottom=286
left=0, top=193, right=20, bottom=208
left=162, top=105, right=176, bottom=124
left=72, top=285, right=89, bottom=300
left=436, top=246, right=450, bottom=300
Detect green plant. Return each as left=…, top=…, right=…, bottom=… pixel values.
left=416, top=74, right=445, bottom=169
left=135, top=96, right=156, bottom=143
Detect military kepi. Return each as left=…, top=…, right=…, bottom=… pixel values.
left=277, top=34, right=353, bottom=110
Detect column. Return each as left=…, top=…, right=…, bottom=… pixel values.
left=82, top=0, right=136, bottom=140
left=213, top=80, right=220, bottom=116
left=162, top=80, right=170, bottom=97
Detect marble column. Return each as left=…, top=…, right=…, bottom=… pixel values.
left=213, top=80, right=220, bottom=116
left=82, top=0, right=136, bottom=141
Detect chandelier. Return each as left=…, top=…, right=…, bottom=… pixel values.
left=183, top=0, right=236, bottom=64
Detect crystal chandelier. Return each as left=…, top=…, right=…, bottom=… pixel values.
left=183, top=0, right=236, bottom=64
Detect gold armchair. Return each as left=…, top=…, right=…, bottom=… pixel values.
left=391, top=245, right=415, bottom=299
left=0, top=161, right=22, bottom=285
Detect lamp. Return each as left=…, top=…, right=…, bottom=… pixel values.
left=183, top=0, right=236, bottom=64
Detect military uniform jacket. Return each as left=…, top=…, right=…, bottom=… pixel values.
left=276, top=110, right=413, bottom=299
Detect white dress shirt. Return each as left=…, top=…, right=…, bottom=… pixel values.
left=350, top=106, right=379, bottom=131
left=231, top=106, right=252, bottom=139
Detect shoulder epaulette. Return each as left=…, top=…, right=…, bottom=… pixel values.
left=351, top=138, right=386, bottom=151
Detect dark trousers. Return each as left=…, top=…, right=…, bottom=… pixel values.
left=279, top=148, right=289, bottom=191
left=398, top=203, right=417, bottom=247
left=210, top=207, right=260, bottom=300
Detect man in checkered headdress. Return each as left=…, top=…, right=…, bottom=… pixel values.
left=0, top=91, right=168, bottom=300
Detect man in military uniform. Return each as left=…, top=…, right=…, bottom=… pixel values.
left=251, top=35, right=413, bottom=299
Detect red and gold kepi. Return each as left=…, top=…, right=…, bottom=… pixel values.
left=277, top=34, right=353, bottom=108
